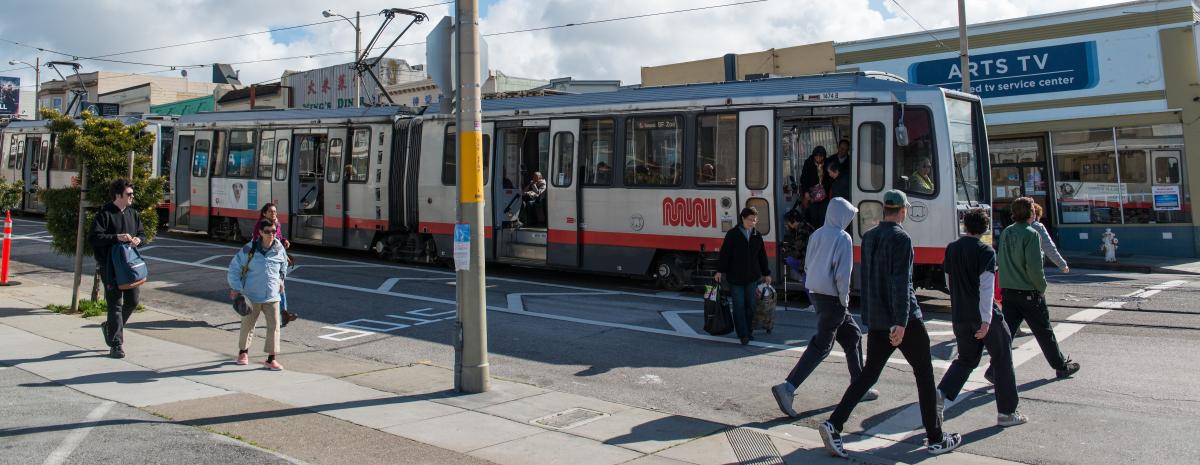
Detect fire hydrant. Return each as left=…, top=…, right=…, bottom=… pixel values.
left=1101, top=228, right=1119, bottom=263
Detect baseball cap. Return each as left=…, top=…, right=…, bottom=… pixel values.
left=883, top=189, right=910, bottom=207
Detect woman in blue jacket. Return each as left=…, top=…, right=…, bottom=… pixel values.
left=228, top=220, right=290, bottom=370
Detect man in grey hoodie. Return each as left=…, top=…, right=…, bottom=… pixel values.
left=771, top=198, right=878, bottom=418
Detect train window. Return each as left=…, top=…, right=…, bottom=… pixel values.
left=581, top=119, right=614, bottom=186
left=696, top=114, right=737, bottom=186
left=857, top=122, right=885, bottom=192
left=442, top=125, right=456, bottom=186
left=857, top=201, right=883, bottom=237
left=160, top=127, right=174, bottom=178
left=192, top=140, right=210, bottom=178
left=225, top=130, right=256, bottom=178
left=39, top=140, right=49, bottom=170
left=6, top=138, right=17, bottom=168
left=552, top=132, right=574, bottom=187
left=348, top=129, right=370, bottom=183
left=326, top=138, right=344, bottom=183
left=745, top=197, right=770, bottom=235
left=745, top=126, right=768, bottom=190
left=893, top=106, right=936, bottom=197
left=625, top=116, right=682, bottom=187
left=211, top=131, right=227, bottom=177
left=258, top=131, right=275, bottom=179
left=274, top=139, right=290, bottom=181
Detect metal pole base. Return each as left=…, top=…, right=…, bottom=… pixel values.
left=0, top=281, right=21, bottom=286
left=460, top=365, right=490, bottom=393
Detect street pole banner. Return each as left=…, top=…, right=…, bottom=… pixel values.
left=453, top=223, right=470, bottom=271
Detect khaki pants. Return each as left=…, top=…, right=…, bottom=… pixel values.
left=238, top=301, right=280, bottom=354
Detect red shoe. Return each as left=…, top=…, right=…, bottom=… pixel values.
left=264, top=359, right=283, bottom=371
left=236, top=352, right=248, bottom=365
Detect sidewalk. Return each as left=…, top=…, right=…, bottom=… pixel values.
left=1062, top=251, right=1200, bottom=275
left=1, top=278, right=1020, bottom=465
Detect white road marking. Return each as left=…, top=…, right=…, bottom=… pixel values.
left=41, top=401, right=115, bottom=465
left=377, top=278, right=400, bottom=292
left=847, top=279, right=1190, bottom=451
left=661, top=310, right=701, bottom=336
left=317, top=326, right=376, bottom=342
left=192, top=255, right=232, bottom=265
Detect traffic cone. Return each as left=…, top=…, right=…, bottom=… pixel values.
left=0, top=209, right=17, bottom=286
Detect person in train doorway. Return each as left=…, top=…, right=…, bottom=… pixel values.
left=826, top=139, right=852, bottom=198
left=819, top=190, right=962, bottom=458
left=986, top=197, right=1080, bottom=382
left=936, top=208, right=1028, bottom=429
left=910, top=157, right=935, bottom=194
left=797, top=146, right=828, bottom=228
left=522, top=171, right=547, bottom=226
left=254, top=203, right=297, bottom=328
left=771, top=198, right=878, bottom=418
left=779, top=211, right=807, bottom=281
left=91, top=179, right=147, bottom=359
left=229, top=219, right=289, bottom=371
left=715, top=207, right=772, bottom=346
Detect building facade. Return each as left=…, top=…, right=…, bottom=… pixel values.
left=38, top=72, right=225, bottom=116
left=97, top=82, right=218, bottom=115
left=281, top=58, right=425, bottom=110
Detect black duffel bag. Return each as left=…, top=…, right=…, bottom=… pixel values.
left=702, top=284, right=734, bottom=336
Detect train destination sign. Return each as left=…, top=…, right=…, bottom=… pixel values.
left=908, top=41, right=1098, bottom=99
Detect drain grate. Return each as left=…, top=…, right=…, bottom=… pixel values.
left=531, top=408, right=608, bottom=430
left=725, top=427, right=785, bottom=465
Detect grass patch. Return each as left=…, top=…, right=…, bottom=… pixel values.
left=46, top=300, right=146, bottom=317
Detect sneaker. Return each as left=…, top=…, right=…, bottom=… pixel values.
left=235, top=352, right=249, bottom=365
left=997, top=411, right=1028, bottom=427
left=926, top=432, right=962, bottom=455
left=935, top=389, right=946, bottom=425
left=771, top=383, right=798, bottom=418
left=861, top=388, right=880, bottom=402
left=1056, top=361, right=1080, bottom=379
left=281, top=310, right=299, bottom=328
left=264, top=359, right=283, bottom=371
left=109, top=346, right=125, bottom=359
left=740, top=337, right=749, bottom=345
left=818, top=421, right=848, bottom=458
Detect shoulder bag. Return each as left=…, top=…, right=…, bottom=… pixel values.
left=232, top=246, right=257, bottom=317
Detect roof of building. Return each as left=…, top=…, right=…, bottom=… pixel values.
left=430, top=72, right=926, bottom=113
left=217, top=84, right=283, bottom=103
left=150, top=95, right=215, bottom=116
left=178, top=105, right=413, bottom=124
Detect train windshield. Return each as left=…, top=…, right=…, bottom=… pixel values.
left=948, top=97, right=984, bottom=205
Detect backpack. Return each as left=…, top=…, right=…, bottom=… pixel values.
left=108, top=243, right=148, bottom=290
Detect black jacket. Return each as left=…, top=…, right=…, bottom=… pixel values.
left=859, top=221, right=921, bottom=331
left=90, top=203, right=146, bottom=271
left=825, top=154, right=851, bottom=200
left=717, top=226, right=771, bottom=286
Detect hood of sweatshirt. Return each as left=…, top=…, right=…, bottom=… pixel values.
left=824, top=197, right=857, bottom=230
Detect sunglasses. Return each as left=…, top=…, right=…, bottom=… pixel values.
left=261, top=229, right=277, bottom=234
left=123, top=191, right=135, bottom=197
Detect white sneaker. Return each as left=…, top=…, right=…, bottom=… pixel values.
left=771, top=383, right=798, bottom=418
left=861, top=388, right=880, bottom=402
left=998, top=411, right=1028, bottom=427
left=927, top=432, right=962, bottom=455
left=819, top=421, right=848, bottom=458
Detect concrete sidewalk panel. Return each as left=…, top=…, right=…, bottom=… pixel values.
left=564, top=408, right=725, bottom=454
left=173, top=361, right=328, bottom=393
left=478, top=390, right=635, bottom=425
left=322, top=397, right=465, bottom=430
left=383, top=410, right=545, bottom=453
left=470, top=430, right=643, bottom=465
left=341, top=364, right=456, bottom=398
left=621, top=455, right=695, bottom=465
left=652, top=431, right=738, bottom=464
left=430, top=378, right=549, bottom=410
left=267, top=377, right=392, bottom=408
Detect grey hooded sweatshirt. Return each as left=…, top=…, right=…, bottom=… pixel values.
left=804, top=197, right=857, bottom=307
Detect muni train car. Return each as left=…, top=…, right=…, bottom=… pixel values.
left=168, top=71, right=991, bottom=290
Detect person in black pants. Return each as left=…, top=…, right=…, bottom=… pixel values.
left=936, top=209, right=1027, bottom=428
left=715, top=207, right=772, bottom=345
left=89, top=179, right=146, bottom=359
left=819, top=190, right=961, bottom=458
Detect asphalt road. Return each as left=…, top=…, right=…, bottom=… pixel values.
left=6, top=217, right=1200, bottom=465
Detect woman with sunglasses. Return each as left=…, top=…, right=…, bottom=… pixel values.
left=228, top=219, right=290, bottom=370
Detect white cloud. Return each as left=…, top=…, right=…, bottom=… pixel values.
left=0, top=0, right=1129, bottom=89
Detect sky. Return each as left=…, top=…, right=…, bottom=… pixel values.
left=0, top=0, right=1131, bottom=90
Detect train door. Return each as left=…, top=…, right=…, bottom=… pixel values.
left=4, top=134, right=22, bottom=184
left=849, top=105, right=895, bottom=240
left=738, top=110, right=775, bottom=265
left=292, top=133, right=327, bottom=243
left=496, top=125, right=550, bottom=262
left=322, top=128, right=348, bottom=248
left=23, top=136, right=48, bottom=212
left=272, top=129, right=292, bottom=236
left=189, top=131, right=213, bottom=233
left=173, top=135, right=195, bottom=228
left=547, top=119, right=580, bottom=268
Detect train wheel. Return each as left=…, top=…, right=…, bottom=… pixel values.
left=654, top=255, right=686, bottom=292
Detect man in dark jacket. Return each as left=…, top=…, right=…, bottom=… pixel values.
left=936, top=209, right=1026, bottom=428
left=824, top=140, right=851, bottom=201
left=89, top=179, right=146, bottom=359
left=715, top=207, right=772, bottom=345
left=819, top=190, right=962, bottom=458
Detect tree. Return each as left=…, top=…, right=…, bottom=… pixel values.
left=0, top=179, right=21, bottom=212
left=40, top=108, right=163, bottom=299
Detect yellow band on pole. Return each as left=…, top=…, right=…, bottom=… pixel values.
left=460, top=130, right=484, bottom=203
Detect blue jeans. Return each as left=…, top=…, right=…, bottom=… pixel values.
left=729, top=282, right=759, bottom=340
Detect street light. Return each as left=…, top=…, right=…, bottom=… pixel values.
left=323, top=9, right=362, bottom=107
left=7, top=58, right=39, bottom=118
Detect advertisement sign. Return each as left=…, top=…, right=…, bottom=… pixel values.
left=908, top=41, right=1098, bottom=98
left=83, top=102, right=120, bottom=117
left=281, top=59, right=420, bottom=110
left=0, top=76, right=21, bottom=116
left=453, top=223, right=470, bottom=271
left=1153, top=185, right=1181, bottom=211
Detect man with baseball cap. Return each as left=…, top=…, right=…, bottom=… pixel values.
left=819, top=190, right=962, bottom=457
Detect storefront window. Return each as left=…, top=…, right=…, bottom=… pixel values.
left=1116, top=125, right=1188, bottom=224
left=1053, top=129, right=1119, bottom=224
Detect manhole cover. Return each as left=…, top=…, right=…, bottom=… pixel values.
left=532, top=408, right=607, bottom=430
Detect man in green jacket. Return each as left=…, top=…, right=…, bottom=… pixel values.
left=994, top=197, right=1080, bottom=379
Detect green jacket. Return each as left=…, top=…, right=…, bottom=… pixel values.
left=997, top=222, right=1047, bottom=293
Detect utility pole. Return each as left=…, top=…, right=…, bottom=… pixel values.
left=70, top=163, right=87, bottom=312
left=455, top=0, right=489, bottom=393
left=958, top=0, right=970, bottom=93
left=355, top=11, right=362, bottom=107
